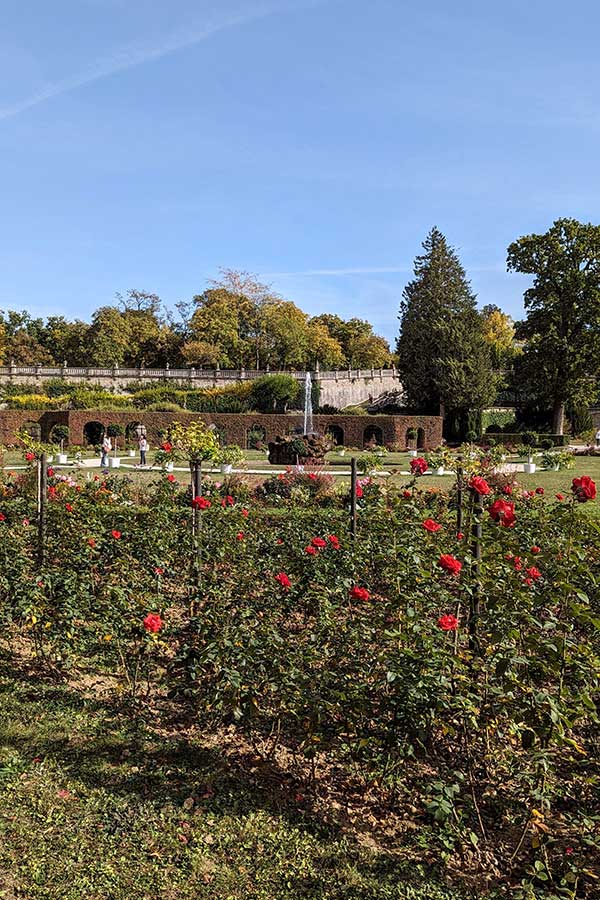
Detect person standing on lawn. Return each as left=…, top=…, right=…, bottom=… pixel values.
left=101, top=433, right=112, bottom=467
left=139, top=434, right=149, bottom=467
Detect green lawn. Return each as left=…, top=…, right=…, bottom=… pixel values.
left=0, top=652, right=474, bottom=900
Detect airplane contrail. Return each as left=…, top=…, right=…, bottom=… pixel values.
left=0, top=1, right=313, bottom=121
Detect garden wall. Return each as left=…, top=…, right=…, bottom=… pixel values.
left=0, top=365, right=401, bottom=408
left=0, top=410, right=442, bottom=450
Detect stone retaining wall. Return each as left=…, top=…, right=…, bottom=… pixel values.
left=0, top=366, right=402, bottom=408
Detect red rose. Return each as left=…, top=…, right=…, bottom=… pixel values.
left=350, top=586, right=370, bottom=602
left=25, top=452, right=35, bottom=461
left=535, top=487, right=544, bottom=495
left=167, top=474, right=177, bottom=483
left=489, top=499, right=516, bottom=528
left=502, top=484, right=513, bottom=495
left=403, top=490, right=411, bottom=499
left=556, top=493, right=565, bottom=501
left=526, top=566, right=542, bottom=580
left=143, top=613, right=163, bottom=633
left=87, top=538, right=96, bottom=548
left=111, top=529, right=121, bottom=540
left=469, top=476, right=491, bottom=495
left=192, top=496, right=211, bottom=510
left=65, top=503, right=73, bottom=513
left=275, top=572, right=291, bottom=589
left=160, top=442, right=173, bottom=453
left=0, top=513, right=5, bottom=522
left=355, top=484, right=363, bottom=498
left=242, top=508, right=249, bottom=517
left=456, top=532, right=464, bottom=540
left=47, top=467, right=55, bottom=477
left=154, top=567, right=164, bottom=575
left=438, top=554, right=462, bottom=576
left=512, top=556, right=522, bottom=571
left=327, top=534, right=340, bottom=549
left=438, top=614, right=458, bottom=631
left=531, top=545, right=540, bottom=554
left=236, top=532, right=245, bottom=541
left=423, top=518, right=442, bottom=533
left=311, top=536, right=327, bottom=548
left=572, top=476, right=596, bottom=503
left=304, top=545, right=318, bottom=555
left=410, top=457, right=428, bottom=476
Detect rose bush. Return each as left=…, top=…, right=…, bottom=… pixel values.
left=0, top=465, right=598, bottom=894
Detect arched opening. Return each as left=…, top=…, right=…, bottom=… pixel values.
left=21, top=421, right=42, bottom=441
left=84, top=421, right=105, bottom=446
left=363, top=424, right=383, bottom=448
left=417, top=427, right=426, bottom=449
left=246, top=424, right=266, bottom=449
left=327, top=424, right=345, bottom=447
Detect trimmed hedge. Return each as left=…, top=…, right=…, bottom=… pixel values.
left=487, top=433, right=568, bottom=447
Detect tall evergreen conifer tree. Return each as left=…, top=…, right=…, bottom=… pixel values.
left=397, top=228, right=496, bottom=438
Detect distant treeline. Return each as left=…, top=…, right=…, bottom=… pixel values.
left=0, top=271, right=392, bottom=371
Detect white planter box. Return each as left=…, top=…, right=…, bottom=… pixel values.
left=128, top=449, right=136, bottom=457
left=436, top=467, right=445, bottom=476
left=46, top=455, right=54, bottom=463
left=409, top=449, right=418, bottom=457
left=220, top=463, right=233, bottom=474
left=524, top=462, right=536, bottom=474
left=56, top=453, right=68, bottom=465
left=165, top=462, right=174, bottom=472
left=108, top=457, right=121, bottom=469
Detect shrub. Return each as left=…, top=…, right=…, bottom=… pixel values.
left=70, top=389, right=133, bottom=410
left=6, top=394, right=63, bottom=410
left=318, top=404, right=339, bottom=415
left=145, top=401, right=186, bottom=412
left=342, top=405, right=368, bottom=416
left=250, top=374, right=300, bottom=413
left=50, top=425, right=70, bottom=446
left=520, top=431, right=538, bottom=448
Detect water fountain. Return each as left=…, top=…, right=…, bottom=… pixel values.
left=303, top=371, right=314, bottom=436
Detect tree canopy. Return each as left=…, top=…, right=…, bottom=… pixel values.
left=507, top=218, right=600, bottom=433
left=396, top=227, right=496, bottom=437
left=0, top=271, right=390, bottom=371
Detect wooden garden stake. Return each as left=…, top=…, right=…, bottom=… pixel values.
left=350, top=456, right=358, bottom=539
left=37, top=452, right=47, bottom=567
left=469, top=489, right=482, bottom=653
left=456, top=458, right=464, bottom=536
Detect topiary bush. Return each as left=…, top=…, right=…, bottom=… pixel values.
left=250, top=375, right=301, bottom=413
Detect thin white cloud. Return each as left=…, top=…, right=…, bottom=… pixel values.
left=263, top=263, right=505, bottom=277
left=262, top=266, right=413, bottom=277
left=0, top=1, right=307, bottom=121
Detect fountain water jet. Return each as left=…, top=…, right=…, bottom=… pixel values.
left=303, top=371, right=314, bottom=435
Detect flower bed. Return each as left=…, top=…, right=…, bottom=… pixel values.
left=0, top=457, right=598, bottom=896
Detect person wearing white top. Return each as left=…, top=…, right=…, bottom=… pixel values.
left=139, top=436, right=149, bottom=466
left=595, top=428, right=600, bottom=448
left=101, top=434, right=112, bottom=467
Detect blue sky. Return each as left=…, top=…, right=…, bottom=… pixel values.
left=1, top=0, right=599, bottom=344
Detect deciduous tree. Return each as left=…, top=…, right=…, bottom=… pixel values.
left=507, top=218, right=600, bottom=434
